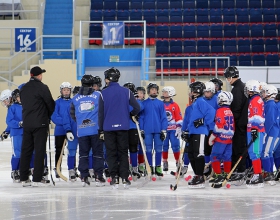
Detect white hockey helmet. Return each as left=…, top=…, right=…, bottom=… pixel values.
left=0, top=89, right=12, bottom=107
left=265, top=84, right=278, bottom=99
left=204, top=82, right=215, bottom=93
left=259, top=82, right=267, bottom=92
left=60, top=82, right=72, bottom=90
left=162, top=86, right=176, bottom=97
left=244, top=80, right=260, bottom=97
left=217, top=91, right=233, bottom=106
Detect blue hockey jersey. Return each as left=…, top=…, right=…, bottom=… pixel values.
left=6, top=102, right=23, bottom=136
left=182, top=104, right=193, bottom=131
left=264, top=99, right=279, bottom=137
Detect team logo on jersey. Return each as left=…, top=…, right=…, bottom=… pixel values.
left=79, top=101, right=95, bottom=112
left=166, top=111, right=173, bottom=122
left=79, top=118, right=96, bottom=128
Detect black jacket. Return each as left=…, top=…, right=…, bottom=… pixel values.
left=20, top=77, right=55, bottom=128
left=230, top=78, right=248, bottom=127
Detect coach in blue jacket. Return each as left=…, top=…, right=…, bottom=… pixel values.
left=98, top=67, right=140, bottom=188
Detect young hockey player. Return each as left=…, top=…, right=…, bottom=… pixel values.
left=209, top=91, right=234, bottom=187
left=71, top=75, right=105, bottom=187
left=139, top=83, right=168, bottom=179
left=51, top=82, right=72, bottom=178
left=181, top=81, right=215, bottom=188
left=273, top=91, right=280, bottom=180
left=244, top=80, right=265, bottom=188
left=210, top=78, right=223, bottom=95
left=161, top=86, right=182, bottom=172
left=93, top=76, right=102, bottom=91
left=0, top=89, right=12, bottom=142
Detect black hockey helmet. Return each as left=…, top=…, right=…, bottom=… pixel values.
left=72, top=86, right=81, bottom=95
left=210, top=78, right=223, bottom=90
left=224, top=66, right=239, bottom=78
left=104, top=67, right=120, bottom=82
left=81, top=74, right=94, bottom=87
left=93, top=76, right=102, bottom=87
left=190, top=81, right=205, bottom=96
left=123, top=82, right=136, bottom=93
left=136, top=86, right=146, bottom=95
left=11, top=89, right=20, bottom=102
left=147, top=82, right=159, bottom=94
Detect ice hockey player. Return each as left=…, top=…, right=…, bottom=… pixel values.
left=273, top=91, right=280, bottom=180
left=51, top=82, right=72, bottom=178
left=98, top=67, right=140, bottom=189
left=70, top=75, right=105, bottom=187
left=139, top=83, right=168, bottom=180
left=0, top=89, right=12, bottom=142
left=182, top=81, right=215, bottom=188
left=161, top=86, right=183, bottom=172
left=243, top=80, right=265, bottom=188
left=210, top=78, right=223, bottom=95
left=93, top=76, right=102, bottom=91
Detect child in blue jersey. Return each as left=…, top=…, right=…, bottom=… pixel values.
left=51, top=82, right=72, bottom=178
left=70, top=75, right=105, bottom=187
left=139, top=83, right=168, bottom=178
left=181, top=81, right=215, bottom=188
left=262, top=85, right=279, bottom=185
left=273, top=92, right=280, bottom=180
left=0, top=89, right=12, bottom=142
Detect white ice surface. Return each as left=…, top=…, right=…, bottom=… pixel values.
left=1, top=137, right=280, bottom=220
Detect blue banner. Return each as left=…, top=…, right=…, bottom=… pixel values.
left=15, top=28, right=36, bottom=52
left=103, top=22, right=124, bottom=46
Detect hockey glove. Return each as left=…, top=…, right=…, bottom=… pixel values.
left=208, top=133, right=216, bottom=146
left=99, top=130, right=104, bottom=141
left=140, top=130, right=145, bottom=139
left=1, top=131, right=9, bottom=140
left=130, top=113, right=139, bottom=123
left=160, top=130, right=167, bottom=141
left=175, top=127, right=182, bottom=139
left=66, top=132, right=74, bottom=141
left=193, top=118, right=204, bottom=128
left=181, top=131, right=189, bottom=143
left=251, top=129, right=258, bottom=142
left=18, top=121, right=23, bottom=128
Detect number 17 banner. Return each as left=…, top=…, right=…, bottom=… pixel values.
left=103, top=22, right=124, bottom=46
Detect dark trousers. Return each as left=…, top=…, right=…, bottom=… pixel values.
left=20, top=127, right=48, bottom=182
left=55, top=135, right=66, bottom=167
left=128, top=129, right=139, bottom=153
left=78, top=135, right=104, bottom=178
left=232, top=124, right=247, bottom=172
left=188, top=134, right=206, bottom=176
left=104, top=130, right=129, bottom=179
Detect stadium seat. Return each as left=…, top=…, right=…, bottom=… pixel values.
left=117, top=0, right=129, bottom=10
left=224, top=24, right=236, bottom=38
left=197, top=57, right=211, bottom=69
left=209, top=0, right=221, bottom=9
left=130, top=0, right=142, bottom=10
left=170, top=25, right=183, bottom=38
left=196, top=0, right=209, bottom=8
left=170, top=40, right=183, bottom=54
left=276, top=8, right=280, bottom=22
left=263, top=8, right=276, bottom=23
left=224, top=39, right=237, bottom=53
left=264, top=24, right=277, bottom=37
left=250, top=24, right=263, bottom=38
left=89, top=24, right=102, bottom=45
left=146, top=24, right=156, bottom=45
left=265, top=39, right=278, bottom=52
left=223, top=0, right=234, bottom=8
left=226, top=55, right=237, bottom=66
left=91, top=0, right=103, bottom=10
left=211, top=56, right=226, bottom=69
left=236, top=0, right=248, bottom=8
left=267, top=54, right=279, bottom=66
left=183, top=9, right=195, bottom=23
left=183, top=25, right=196, bottom=38
left=250, top=9, right=262, bottom=23
left=265, top=0, right=275, bottom=8
left=143, top=0, right=155, bottom=9
left=183, top=0, right=195, bottom=8
left=156, top=40, right=169, bottom=54
left=237, top=24, right=250, bottom=38
left=170, top=0, right=182, bottom=9
left=249, top=0, right=262, bottom=8
left=210, top=24, right=223, bottom=38
left=210, top=9, right=222, bottom=23
left=211, top=40, right=223, bottom=53
left=156, top=55, right=169, bottom=69
left=103, top=10, right=116, bottom=21
left=156, top=25, right=169, bottom=39
left=183, top=57, right=197, bottom=69
left=197, top=40, right=210, bottom=53
left=116, top=10, right=129, bottom=21
left=130, top=10, right=142, bottom=21
left=236, top=9, right=249, bottom=23
left=90, top=10, right=102, bottom=21
left=103, top=0, right=116, bottom=10
left=253, top=55, right=265, bottom=66
left=170, top=55, right=183, bottom=69
left=130, top=25, right=143, bottom=45
left=276, top=0, right=280, bottom=8
left=170, top=9, right=182, bottom=23
left=223, top=8, right=235, bottom=23
left=197, top=9, right=209, bottom=23
left=197, top=24, right=209, bottom=38
left=156, top=9, right=169, bottom=23
left=238, top=39, right=251, bottom=53
left=252, top=39, right=264, bottom=53
left=239, top=55, right=252, bottom=66
left=143, top=10, right=156, bottom=23
left=157, top=0, right=169, bottom=10
left=183, top=40, right=196, bottom=54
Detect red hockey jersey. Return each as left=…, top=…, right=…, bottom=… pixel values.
left=247, top=94, right=265, bottom=132
left=164, top=100, right=183, bottom=130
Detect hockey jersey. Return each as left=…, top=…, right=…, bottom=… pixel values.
left=247, top=94, right=265, bottom=132
left=163, top=99, right=182, bottom=130
left=182, top=104, right=193, bottom=131
left=6, top=102, right=23, bottom=136
left=264, top=99, right=279, bottom=137
left=276, top=101, right=280, bottom=137
left=213, top=106, right=235, bottom=144
left=204, top=95, right=219, bottom=110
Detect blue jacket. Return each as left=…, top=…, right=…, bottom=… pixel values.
left=63, top=106, right=78, bottom=138
left=99, top=82, right=140, bottom=131
left=188, top=96, right=215, bottom=135
left=182, top=104, right=193, bottom=131
left=139, top=97, right=168, bottom=133
left=129, top=100, right=144, bottom=129
left=70, top=87, right=100, bottom=137
left=276, top=101, right=280, bottom=137
left=6, top=102, right=23, bottom=136
left=51, top=98, right=72, bottom=136
left=264, top=100, right=279, bottom=137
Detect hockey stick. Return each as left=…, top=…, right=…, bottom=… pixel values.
left=170, top=140, right=185, bottom=191
left=48, top=126, right=55, bottom=186
left=213, top=140, right=254, bottom=188
left=56, top=139, right=68, bottom=181
left=132, top=117, right=152, bottom=188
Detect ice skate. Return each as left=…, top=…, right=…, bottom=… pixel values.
left=138, top=164, right=146, bottom=176
left=246, top=174, right=264, bottom=188
left=104, top=168, right=111, bottom=181
left=208, top=173, right=218, bottom=185
left=155, top=166, right=163, bottom=180
left=110, top=176, right=119, bottom=189
left=43, top=167, right=49, bottom=181
left=74, top=167, right=79, bottom=178
left=22, top=178, right=32, bottom=187
left=95, top=175, right=106, bottom=187
left=122, top=178, right=131, bottom=189
left=131, top=167, right=141, bottom=181
left=274, top=168, right=280, bottom=181
left=32, top=177, right=50, bottom=187
left=188, top=175, right=205, bottom=189
left=69, top=169, right=77, bottom=182
left=89, top=169, right=95, bottom=182
left=11, top=170, right=20, bottom=183
left=263, top=172, right=276, bottom=186
left=163, top=161, right=168, bottom=173
left=211, top=173, right=226, bottom=188
left=230, top=172, right=245, bottom=185
left=81, top=176, right=90, bottom=187
left=53, top=168, right=60, bottom=179
left=203, top=165, right=213, bottom=180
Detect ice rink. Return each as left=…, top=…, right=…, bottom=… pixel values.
left=1, top=137, right=280, bottom=220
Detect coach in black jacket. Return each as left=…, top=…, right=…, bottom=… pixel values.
left=19, top=66, right=55, bottom=186
left=224, top=66, right=249, bottom=181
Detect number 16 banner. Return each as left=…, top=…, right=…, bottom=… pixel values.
left=15, top=28, right=36, bottom=52
left=103, top=22, right=124, bottom=46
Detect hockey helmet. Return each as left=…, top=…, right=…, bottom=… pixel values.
left=204, top=82, right=215, bottom=93
left=136, top=86, right=146, bottom=95
left=265, top=84, right=278, bottom=99
left=72, top=86, right=81, bottom=95
left=190, top=81, right=205, bottom=96
left=224, top=66, right=239, bottom=78
left=81, top=75, right=94, bottom=87
left=217, top=91, right=233, bottom=106
left=147, top=82, right=159, bottom=94
left=93, top=76, right=102, bottom=87
left=210, top=78, right=223, bottom=91
left=11, top=89, right=20, bottom=102
left=104, top=67, right=120, bottom=82
left=244, top=80, right=260, bottom=97
left=0, top=89, right=12, bottom=107
left=123, top=82, right=136, bottom=93
left=162, top=86, right=176, bottom=98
